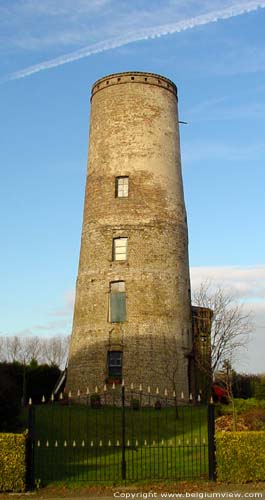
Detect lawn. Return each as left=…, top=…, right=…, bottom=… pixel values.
left=24, top=403, right=209, bottom=484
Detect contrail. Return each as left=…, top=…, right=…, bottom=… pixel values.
left=2, top=0, right=265, bottom=82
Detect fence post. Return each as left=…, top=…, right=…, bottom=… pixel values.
left=207, top=401, right=216, bottom=481
left=26, top=404, right=35, bottom=489
left=121, top=383, right=126, bottom=480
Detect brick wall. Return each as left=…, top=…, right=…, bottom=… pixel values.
left=66, top=72, right=192, bottom=399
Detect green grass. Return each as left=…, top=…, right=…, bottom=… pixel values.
left=23, top=404, right=209, bottom=484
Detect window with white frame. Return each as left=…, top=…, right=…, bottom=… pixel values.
left=116, top=176, right=129, bottom=198
left=113, top=237, right=128, bottom=261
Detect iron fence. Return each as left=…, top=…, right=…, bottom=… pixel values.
left=27, top=386, right=215, bottom=485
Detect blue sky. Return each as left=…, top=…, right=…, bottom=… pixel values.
left=0, top=0, right=264, bottom=373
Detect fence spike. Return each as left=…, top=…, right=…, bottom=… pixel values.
left=139, top=384, right=142, bottom=392
left=37, top=440, right=40, bottom=447
left=173, top=390, right=176, bottom=398
left=169, top=440, right=172, bottom=446
left=203, top=438, right=206, bottom=445
left=64, top=440, right=67, bottom=447
left=186, top=439, right=190, bottom=446
left=95, top=386, right=98, bottom=393
left=148, top=386, right=151, bottom=393
left=99, top=440, right=102, bottom=447
left=181, top=392, right=184, bottom=400
left=68, top=391, right=72, bottom=398
left=144, top=440, right=147, bottom=446
left=156, top=387, right=159, bottom=394
left=51, top=393, right=54, bottom=402
left=77, top=389, right=80, bottom=397
left=130, top=382, right=134, bottom=390
left=161, top=439, right=164, bottom=446
left=152, top=440, right=156, bottom=446
left=135, top=439, right=138, bottom=447
left=116, top=440, right=120, bottom=446
left=178, top=439, right=181, bottom=446
left=210, top=396, right=214, bottom=404
left=82, top=440, right=85, bottom=447
left=108, top=440, right=111, bottom=446
left=91, top=440, right=94, bottom=447
left=127, top=440, right=130, bottom=446
left=55, top=440, right=58, bottom=447
left=112, top=382, right=115, bottom=390
left=46, top=440, right=49, bottom=447
left=28, top=398, right=32, bottom=405
left=59, top=392, right=63, bottom=400
left=164, top=388, right=168, bottom=396
left=197, top=394, right=201, bottom=402
left=86, top=387, right=90, bottom=395
left=103, top=384, right=107, bottom=392
left=41, top=395, right=45, bottom=403
left=73, top=440, right=76, bottom=447
left=195, top=438, right=198, bottom=445
left=189, top=393, right=193, bottom=401
left=122, top=379, right=125, bottom=387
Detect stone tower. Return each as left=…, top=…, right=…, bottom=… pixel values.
left=66, top=71, right=192, bottom=397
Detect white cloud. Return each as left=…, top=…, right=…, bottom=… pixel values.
left=190, top=264, right=265, bottom=299
left=2, top=0, right=265, bottom=81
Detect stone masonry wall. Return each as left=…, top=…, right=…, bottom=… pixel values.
left=66, top=72, right=193, bottom=400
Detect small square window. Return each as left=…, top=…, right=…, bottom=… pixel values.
left=116, top=177, right=129, bottom=198
left=113, top=237, right=127, bottom=261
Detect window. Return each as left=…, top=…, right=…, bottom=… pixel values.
left=109, top=281, right=126, bottom=322
left=116, top=176, right=129, bottom=198
left=113, top=237, right=127, bottom=261
left=108, top=351, right=122, bottom=379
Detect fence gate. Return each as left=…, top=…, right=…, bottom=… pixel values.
left=27, top=387, right=215, bottom=485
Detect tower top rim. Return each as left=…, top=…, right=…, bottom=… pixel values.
left=91, top=71, right=178, bottom=100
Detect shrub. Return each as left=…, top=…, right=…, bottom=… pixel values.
left=216, top=398, right=265, bottom=417
left=0, top=365, right=21, bottom=431
left=0, top=433, right=26, bottom=491
left=154, top=400, right=162, bottom=410
left=216, top=431, right=265, bottom=483
left=90, top=394, right=101, bottom=408
left=243, top=408, right=265, bottom=430
left=131, top=398, right=140, bottom=410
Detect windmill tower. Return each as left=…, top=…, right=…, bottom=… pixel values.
left=66, top=72, right=192, bottom=397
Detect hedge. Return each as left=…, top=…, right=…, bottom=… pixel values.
left=0, top=432, right=27, bottom=492
left=216, top=431, right=265, bottom=483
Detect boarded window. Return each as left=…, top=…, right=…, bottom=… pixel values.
left=108, top=351, right=122, bottom=378
left=116, top=176, right=129, bottom=198
left=113, top=237, right=127, bottom=261
left=109, top=281, right=126, bottom=322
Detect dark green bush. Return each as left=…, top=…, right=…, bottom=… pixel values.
left=0, top=433, right=26, bottom=491
left=26, top=364, right=61, bottom=403
left=90, top=394, right=101, bottom=408
left=216, top=431, right=265, bottom=482
left=0, top=364, right=21, bottom=430
left=131, top=398, right=140, bottom=410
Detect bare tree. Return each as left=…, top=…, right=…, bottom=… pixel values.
left=192, top=281, right=252, bottom=374
left=20, top=336, right=42, bottom=364
left=0, top=335, right=69, bottom=369
left=0, top=336, right=6, bottom=362
left=5, top=336, right=22, bottom=362
left=42, top=335, right=70, bottom=368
